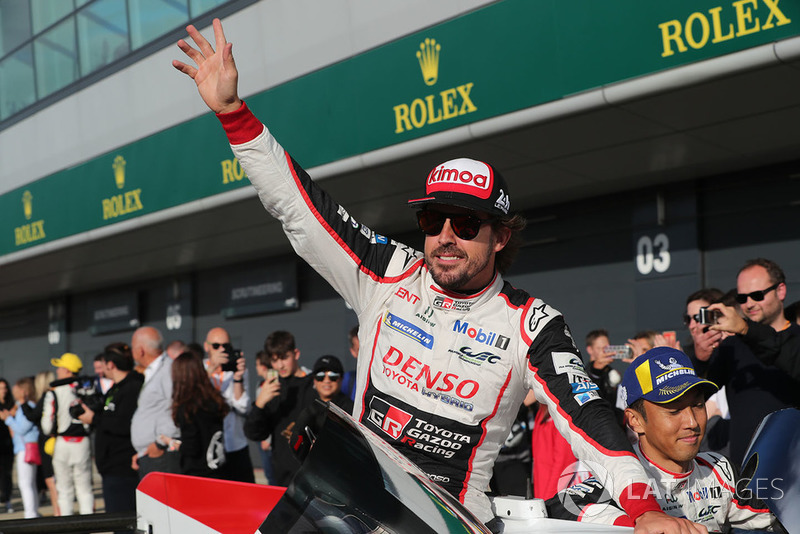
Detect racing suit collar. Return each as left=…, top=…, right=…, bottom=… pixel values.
left=635, top=442, right=695, bottom=479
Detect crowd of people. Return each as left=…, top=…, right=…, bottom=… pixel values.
left=0, top=325, right=353, bottom=524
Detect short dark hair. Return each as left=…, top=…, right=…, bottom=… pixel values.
left=255, top=350, right=271, bottom=368
left=348, top=326, right=359, bottom=347
left=102, top=342, right=134, bottom=372
left=265, top=330, right=296, bottom=356
left=738, top=258, right=786, bottom=285
left=492, top=214, right=527, bottom=274
left=585, top=329, right=609, bottom=346
left=632, top=330, right=658, bottom=349
left=627, top=398, right=647, bottom=422
left=685, top=288, right=724, bottom=306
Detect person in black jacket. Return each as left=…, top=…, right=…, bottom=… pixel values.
left=698, top=258, right=800, bottom=466
left=77, top=342, right=143, bottom=518
left=244, top=331, right=314, bottom=487
left=289, top=356, right=354, bottom=462
left=162, top=352, right=228, bottom=478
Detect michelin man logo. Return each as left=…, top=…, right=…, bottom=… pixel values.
left=654, top=357, right=682, bottom=371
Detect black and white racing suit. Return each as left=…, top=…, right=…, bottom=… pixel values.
left=547, top=443, right=780, bottom=532
left=218, top=103, right=662, bottom=523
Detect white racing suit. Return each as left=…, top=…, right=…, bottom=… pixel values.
left=547, top=444, right=780, bottom=532
left=41, top=382, right=94, bottom=515
left=218, top=103, right=663, bottom=523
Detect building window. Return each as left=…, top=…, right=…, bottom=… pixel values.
left=0, top=45, right=35, bottom=121
left=77, top=0, right=130, bottom=76
left=34, top=17, right=78, bottom=99
left=129, top=0, right=188, bottom=50
left=0, top=0, right=248, bottom=129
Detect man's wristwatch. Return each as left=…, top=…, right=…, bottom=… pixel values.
left=233, top=378, right=244, bottom=383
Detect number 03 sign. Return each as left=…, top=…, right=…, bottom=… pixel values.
left=636, top=233, right=671, bottom=275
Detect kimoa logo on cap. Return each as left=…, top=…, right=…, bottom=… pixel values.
left=426, top=159, right=493, bottom=199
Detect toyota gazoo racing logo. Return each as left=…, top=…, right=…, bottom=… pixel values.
left=400, top=416, right=471, bottom=460
left=426, top=158, right=493, bottom=199
left=452, top=319, right=510, bottom=350
left=367, top=397, right=413, bottom=439
left=432, top=295, right=471, bottom=312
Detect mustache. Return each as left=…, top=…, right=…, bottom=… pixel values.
left=431, top=245, right=465, bottom=258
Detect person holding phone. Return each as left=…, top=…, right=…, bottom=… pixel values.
left=244, top=331, right=315, bottom=487
left=203, top=327, right=253, bottom=483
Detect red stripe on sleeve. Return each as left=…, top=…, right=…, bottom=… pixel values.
left=216, top=101, right=265, bottom=145
left=617, top=482, right=662, bottom=520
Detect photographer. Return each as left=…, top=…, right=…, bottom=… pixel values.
left=695, top=258, right=800, bottom=466
left=76, top=343, right=143, bottom=517
left=41, top=353, right=94, bottom=516
left=708, top=300, right=800, bottom=383
left=203, top=327, right=253, bottom=483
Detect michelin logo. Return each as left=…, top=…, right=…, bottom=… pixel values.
left=385, top=312, right=434, bottom=349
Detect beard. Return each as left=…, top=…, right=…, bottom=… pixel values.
left=425, top=240, right=495, bottom=292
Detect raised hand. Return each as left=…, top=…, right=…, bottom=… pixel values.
left=173, top=18, right=242, bottom=114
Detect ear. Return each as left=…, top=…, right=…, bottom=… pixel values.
left=778, top=282, right=787, bottom=302
left=625, top=407, right=646, bottom=435
left=492, top=225, right=512, bottom=252
left=293, top=349, right=301, bottom=361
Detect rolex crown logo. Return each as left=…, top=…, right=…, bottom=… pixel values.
left=112, top=155, right=126, bottom=189
left=416, top=38, right=441, bottom=86
left=22, top=190, right=32, bottom=220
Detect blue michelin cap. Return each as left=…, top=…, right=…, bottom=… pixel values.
left=619, top=347, right=717, bottom=408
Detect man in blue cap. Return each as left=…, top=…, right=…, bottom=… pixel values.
left=547, top=347, right=781, bottom=531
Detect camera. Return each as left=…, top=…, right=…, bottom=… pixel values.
left=220, top=343, right=242, bottom=373
left=603, top=345, right=633, bottom=359
left=61, top=376, right=103, bottom=419
left=698, top=307, right=721, bottom=325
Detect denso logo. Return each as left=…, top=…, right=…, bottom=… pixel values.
left=426, top=159, right=493, bottom=199
left=453, top=320, right=510, bottom=350
left=367, top=397, right=413, bottom=440
left=382, top=346, right=479, bottom=399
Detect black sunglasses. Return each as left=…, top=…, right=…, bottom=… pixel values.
left=314, top=371, right=341, bottom=382
left=735, top=283, right=779, bottom=304
left=416, top=210, right=493, bottom=241
left=682, top=314, right=698, bottom=326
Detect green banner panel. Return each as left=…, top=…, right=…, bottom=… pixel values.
left=3, top=0, right=798, bottom=256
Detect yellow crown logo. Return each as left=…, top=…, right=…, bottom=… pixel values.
left=22, top=190, right=32, bottom=220
left=416, top=38, right=441, bottom=86
left=112, top=155, right=126, bottom=189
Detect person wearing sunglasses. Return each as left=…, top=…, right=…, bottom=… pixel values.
left=202, top=327, right=254, bottom=484
left=174, top=20, right=705, bottom=533
left=695, top=258, right=800, bottom=467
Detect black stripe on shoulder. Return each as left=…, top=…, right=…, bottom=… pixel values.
left=500, top=281, right=531, bottom=308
